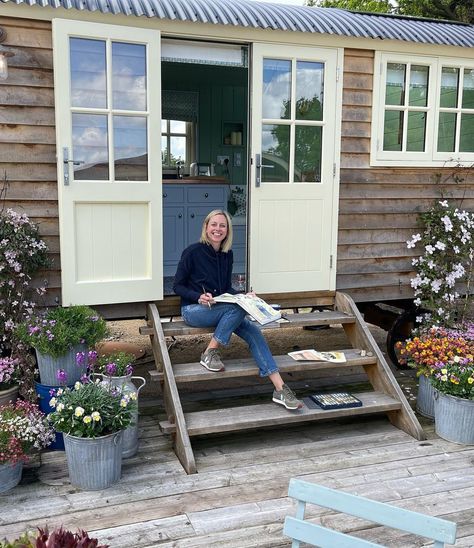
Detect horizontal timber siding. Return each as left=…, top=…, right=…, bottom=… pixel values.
left=0, top=16, right=59, bottom=307
left=337, top=48, right=474, bottom=303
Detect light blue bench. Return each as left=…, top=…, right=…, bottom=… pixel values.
left=284, top=479, right=457, bottom=548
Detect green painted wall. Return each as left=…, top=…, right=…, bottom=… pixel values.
left=162, top=62, right=248, bottom=185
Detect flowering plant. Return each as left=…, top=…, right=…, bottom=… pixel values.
left=430, top=355, right=474, bottom=400
left=78, top=350, right=135, bottom=377
left=0, top=357, right=20, bottom=390
left=16, top=305, right=107, bottom=358
left=48, top=379, right=136, bottom=438
left=0, top=526, right=109, bottom=548
left=406, top=199, right=474, bottom=327
left=0, top=400, right=54, bottom=464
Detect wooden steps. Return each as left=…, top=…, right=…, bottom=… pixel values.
left=149, top=348, right=376, bottom=383
left=159, top=391, right=402, bottom=435
left=144, top=292, right=425, bottom=474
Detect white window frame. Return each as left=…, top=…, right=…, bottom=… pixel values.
left=371, top=51, right=474, bottom=167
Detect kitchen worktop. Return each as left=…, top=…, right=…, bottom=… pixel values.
left=163, top=176, right=227, bottom=184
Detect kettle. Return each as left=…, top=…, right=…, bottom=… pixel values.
left=190, top=162, right=198, bottom=176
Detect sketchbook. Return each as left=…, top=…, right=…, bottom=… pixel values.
left=309, top=392, right=362, bottom=410
left=213, top=293, right=281, bottom=325
left=287, top=349, right=346, bottom=363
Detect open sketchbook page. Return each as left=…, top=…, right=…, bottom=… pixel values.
left=287, top=349, right=346, bottom=363
left=213, top=293, right=281, bottom=325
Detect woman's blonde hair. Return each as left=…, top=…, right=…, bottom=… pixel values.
left=200, top=209, right=233, bottom=252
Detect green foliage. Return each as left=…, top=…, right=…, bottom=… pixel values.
left=49, top=380, right=136, bottom=438
left=16, top=306, right=107, bottom=358
left=305, top=0, right=392, bottom=13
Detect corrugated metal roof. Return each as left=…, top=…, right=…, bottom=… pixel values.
left=3, top=0, right=474, bottom=47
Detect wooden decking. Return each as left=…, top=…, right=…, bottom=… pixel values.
left=1, top=403, right=473, bottom=547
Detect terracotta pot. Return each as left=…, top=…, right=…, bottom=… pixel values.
left=95, top=341, right=145, bottom=360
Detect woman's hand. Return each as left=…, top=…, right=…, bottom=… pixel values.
left=198, top=292, right=215, bottom=307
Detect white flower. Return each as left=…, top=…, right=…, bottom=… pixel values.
left=434, top=241, right=446, bottom=251
left=425, top=245, right=434, bottom=254
left=74, top=406, right=85, bottom=417
left=439, top=200, right=449, bottom=207
left=431, top=280, right=442, bottom=293
left=441, top=215, right=453, bottom=232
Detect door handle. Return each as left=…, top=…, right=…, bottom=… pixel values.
left=62, top=147, right=84, bottom=186
left=178, top=213, right=182, bottom=218
left=190, top=213, right=195, bottom=218
left=255, top=153, right=274, bottom=187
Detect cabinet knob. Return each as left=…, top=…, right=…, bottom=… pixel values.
left=178, top=213, right=182, bottom=219
left=204, top=192, right=209, bottom=198
left=163, top=193, right=167, bottom=198
left=190, top=213, right=195, bottom=218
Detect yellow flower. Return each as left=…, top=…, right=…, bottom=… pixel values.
left=83, top=415, right=92, bottom=424
left=120, top=398, right=127, bottom=407
left=49, top=397, right=57, bottom=407
left=130, top=392, right=137, bottom=401
left=74, top=406, right=85, bottom=417
left=441, top=375, right=448, bottom=381
left=74, top=381, right=82, bottom=390
left=468, top=377, right=474, bottom=385
left=91, top=411, right=101, bottom=422
left=57, top=403, right=65, bottom=412
left=441, top=368, right=447, bottom=374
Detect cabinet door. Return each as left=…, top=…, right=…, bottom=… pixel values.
left=187, top=206, right=211, bottom=245
left=163, top=206, right=185, bottom=276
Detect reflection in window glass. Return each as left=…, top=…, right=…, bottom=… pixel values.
left=262, top=59, right=291, bottom=119
left=383, top=110, right=403, bottom=151
left=409, top=65, right=429, bottom=107
left=438, top=112, right=457, bottom=152
left=407, top=112, right=426, bottom=151
left=70, top=38, right=106, bottom=109
left=440, top=67, right=459, bottom=108
left=296, top=61, right=324, bottom=121
left=460, top=113, right=474, bottom=152
left=72, top=113, right=109, bottom=180
left=262, top=124, right=290, bottom=182
left=114, top=116, right=147, bottom=181
left=462, top=69, right=474, bottom=109
left=386, top=63, right=406, bottom=106
left=170, top=120, right=186, bottom=133
left=294, top=126, right=322, bottom=182
left=112, top=42, right=146, bottom=111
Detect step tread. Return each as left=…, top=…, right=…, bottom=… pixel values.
left=159, top=391, right=402, bottom=436
left=141, top=310, right=354, bottom=337
left=150, top=348, right=375, bottom=383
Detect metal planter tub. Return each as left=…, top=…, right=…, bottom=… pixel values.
left=434, top=392, right=474, bottom=445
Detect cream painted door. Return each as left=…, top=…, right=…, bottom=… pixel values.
left=249, top=43, right=342, bottom=293
left=53, top=20, right=162, bottom=306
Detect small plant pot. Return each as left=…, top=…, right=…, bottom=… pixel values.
left=0, top=461, right=23, bottom=493
left=36, top=344, right=87, bottom=386
left=434, top=392, right=474, bottom=445
left=416, top=374, right=435, bottom=420
left=0, top=385, right=20, bottom=406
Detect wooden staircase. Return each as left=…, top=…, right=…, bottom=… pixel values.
left=141, top=291, right=425, bottom=474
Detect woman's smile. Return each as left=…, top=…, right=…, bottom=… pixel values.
left=206, top=214, right=228, bottom=250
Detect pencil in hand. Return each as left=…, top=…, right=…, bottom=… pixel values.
left=202, top=285, right=212, bottom=308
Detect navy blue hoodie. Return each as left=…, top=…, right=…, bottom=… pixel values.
left=173, top=242, right=237, bottom=307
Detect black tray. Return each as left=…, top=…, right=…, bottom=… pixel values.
left=309, top=392, right=363, bottom=410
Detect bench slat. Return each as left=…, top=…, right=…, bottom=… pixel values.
left=149, top=348, right=375, bottom=383
left=159, top=391, right=402, bottom=436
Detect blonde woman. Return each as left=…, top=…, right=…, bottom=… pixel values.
left=173, top=210, right=303, bottom=410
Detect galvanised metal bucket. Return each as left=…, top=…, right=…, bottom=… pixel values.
left=64, top=431, right=123, bottom=490
left=0, top=461, right=23, bottom=493
left=36, top=344, right=88, bottom=386
left=416, top=374, right=435, bottom=420
left=435, top=391, right=474, bottom=445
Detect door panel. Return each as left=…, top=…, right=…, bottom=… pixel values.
left=53, top=19, right=162, bottom=306
left=249, top=44, right=342, bottom=293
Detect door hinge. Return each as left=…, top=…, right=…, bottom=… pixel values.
left=333, top=163, right=336, bottom=177
left=330, top=254, right=334, bottom=268
left=336, top=67, right=340, bottom=82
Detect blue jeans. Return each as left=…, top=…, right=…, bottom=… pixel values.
left=181, top=303, right=279, bottom=377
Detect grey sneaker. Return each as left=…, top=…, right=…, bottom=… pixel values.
left=272, top=384, right=303, bottom=410
left=200, top=348, right=225, bottom=372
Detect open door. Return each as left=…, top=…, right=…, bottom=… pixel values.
left=249, top=43, right=342, bottom=293
left=53, top=20, right=162, bottom=306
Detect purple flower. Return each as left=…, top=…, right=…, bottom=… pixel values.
left=105, top=362, right=117, bottom=376
left=80, top=374, right=90, bottom=383
left=125, top=365, right=133, bottom=376
left=88, top=350, right=98, bottom=366
left=76, top=351, right=87, bottom=367
left=56, top=369, right=68, bottom=384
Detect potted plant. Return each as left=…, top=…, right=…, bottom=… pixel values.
left=0, top=526, right=109, bottom=547
left=48, top=379, right=137, bottom=490
left=0, top=400, right=54, bottom=493
left=82, top=350, right=146, bottom=458
left=16, top=306, right=107, bottom=386
left=397, top=326, right=473, bottom=419
left=0, top=357, right=21, bottom=406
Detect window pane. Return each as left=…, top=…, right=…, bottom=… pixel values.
left=437, top=112, right=457, bottom=152
left=460, top=113, right=474, bottom=152
left=72, top=113, right=109, bottom=180
left=170, top=136, right=186, bottom=165
left=70, top=38, right=106, bottom=109
left=114, top=116, right=147, bottom=181
left=383, top=110, right=403, bottom=151
left=294, top=126, right=321, bottom=182
left=407, top=112, right=426, bottom=151
left=262, top=59, right=291, bottom=119
left=462, top=69, right=474, bottom=109
left=170, top=120, right=186, bottom=133
left=386, top=63, right=406, bottom=106
left=409, top=65, right=429, bottom=107
left=296, top=61, right=324, bottom=121
left=262, top=124, right=289, bottom=182
left=440, top=67, right=459, bottom=108
left=112, top=42, right=147, bottom=111
left=161, top=120, right=167, bottom=133
left=161, top=136, right=168, bottom=164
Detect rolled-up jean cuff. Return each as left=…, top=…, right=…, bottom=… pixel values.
left=213, top=335, right=229, bottom=346
left=259, top=367, right=279, bottom=378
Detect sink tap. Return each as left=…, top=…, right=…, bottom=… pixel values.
left=176, top=160, right=184, bottom=179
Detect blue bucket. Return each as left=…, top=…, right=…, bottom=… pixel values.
left=35, top=382, right=71, bottom=451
